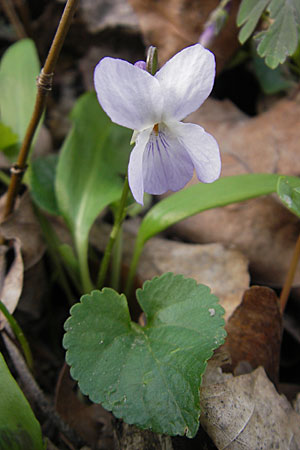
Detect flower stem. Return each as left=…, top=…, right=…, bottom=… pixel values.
left=0, top=300, right=33, bottom=370
left=2, top=0, right=79, bottom=220
left=34, top=206, right=79, bottom=302
left=76, top=235, right=94, bottom=293
left=124, top=237, right=144, bottom=298
left=279, top=233, right=300, bottom=314
left=97, top=176, right=130, bottom=290
left=110, top=223, right=123, bottom=291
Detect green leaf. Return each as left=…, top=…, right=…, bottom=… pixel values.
left=256, top=0, right=300, bottom=68
left=277, top=176, right=300, bottom=218
left=237, top=0, right=269, bottom=43
left=0, top=353, right=44, bottom=450
left=64, top=273, right=226, bottom=438
left=0, top=122, right=18, bottom=150
left=29, top=154, right=59, bottom=215
left=237, top=0, right=300, bottom=68
left=55, top=92, right=132, bottom=291
left=136, top=174, right=300, bottom=248
left=0, top=39, right=40, bottom=159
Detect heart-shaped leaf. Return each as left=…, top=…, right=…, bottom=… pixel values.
left=63, top=273, right=226, bottom=438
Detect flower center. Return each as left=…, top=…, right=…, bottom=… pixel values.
left=153, top=123, right=159, bottom=136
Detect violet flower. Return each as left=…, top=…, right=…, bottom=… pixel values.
left=94, top=44, right=221, bottom=205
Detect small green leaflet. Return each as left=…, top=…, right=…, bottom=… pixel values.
left=277, top=176, right=300, bottom=218
left=64, top=273, right=226, bottom=438
left=237, top=0, right=300, bottom=68
left=237, top=0, right=269, bottom=43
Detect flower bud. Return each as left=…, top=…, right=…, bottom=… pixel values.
left=134, top=61, right=147, bottom=70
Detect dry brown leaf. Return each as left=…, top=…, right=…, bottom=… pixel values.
left=224, top=286, right=282, bottom=383
left=113, top=422, right=173, bottom=450
left=79, top=0, right=139, bottom=34
left=55, top=363, right=114, bottom=449
left=0, top=191, right=45, bottom=270
left=129, top=0, right=241, bottom=70
left=0, top=238, right=23, bottom=330
left=200, top=366, right=300, bottom=449
left=171, top=98, right=300, bottom=286
left=188, top=98, right=300, bottom=178
left=89, top=221, right=250, bottom=321
left=0, top=191, right=47, bottom=321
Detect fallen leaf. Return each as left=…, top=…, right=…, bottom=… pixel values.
left=79, top=0, right=139, bottom=34
left=0, top=191, right=47, bottom=321
left=0, top=191, right=45, bottom=270
left=113, top=422, right=173, bottom=450
left=55, top=363, right=114, bottom=449
left=188, top=98, right=300, bottom=179
left=171, top=97, right=300, bottom=286
left=89, top=221, right=249, bottom=321
left=129, top=0, right=241, bottom=71
left=225, top=286, right=282, bottom=383
left=294, top=393, right=300, bottom=415
left=200, top=366, right=300, bottom=449
left=0, top=238, right=23, bottom=330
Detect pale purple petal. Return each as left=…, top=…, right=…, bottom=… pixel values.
left=94, top=58, right=163, bottom=131
left=142, top=125, right=194, bottom=195
left=172, top=121, right=221, bottom=182
left=155, top=44, right=215, bottom=122
left=128, top=128, right=152, bottom=205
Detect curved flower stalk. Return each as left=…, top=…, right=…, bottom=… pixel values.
left=94, top=44, right=221, bottom=205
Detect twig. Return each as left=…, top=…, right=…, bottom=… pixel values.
left=13, top=0, right=32, bottom=37
left=2, top=0, right=79, bottom=220
left=279, top=232, right=300, bottom=313
left=1, top=0, right=27, bottom=39
left=3, top=332, right=85, bottom=448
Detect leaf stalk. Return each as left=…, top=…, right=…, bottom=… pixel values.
left=97, top=176, right=130, bottom=289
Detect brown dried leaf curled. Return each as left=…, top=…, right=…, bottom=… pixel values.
left=225, top=286, right=282, bottom=383
left=200, top=366, right=300, bottom=449
left=0, top=238, right=23, bottom=330
left=0, top=191, right=45, bottom=270
left=173, top=98, right=300, bottom=286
